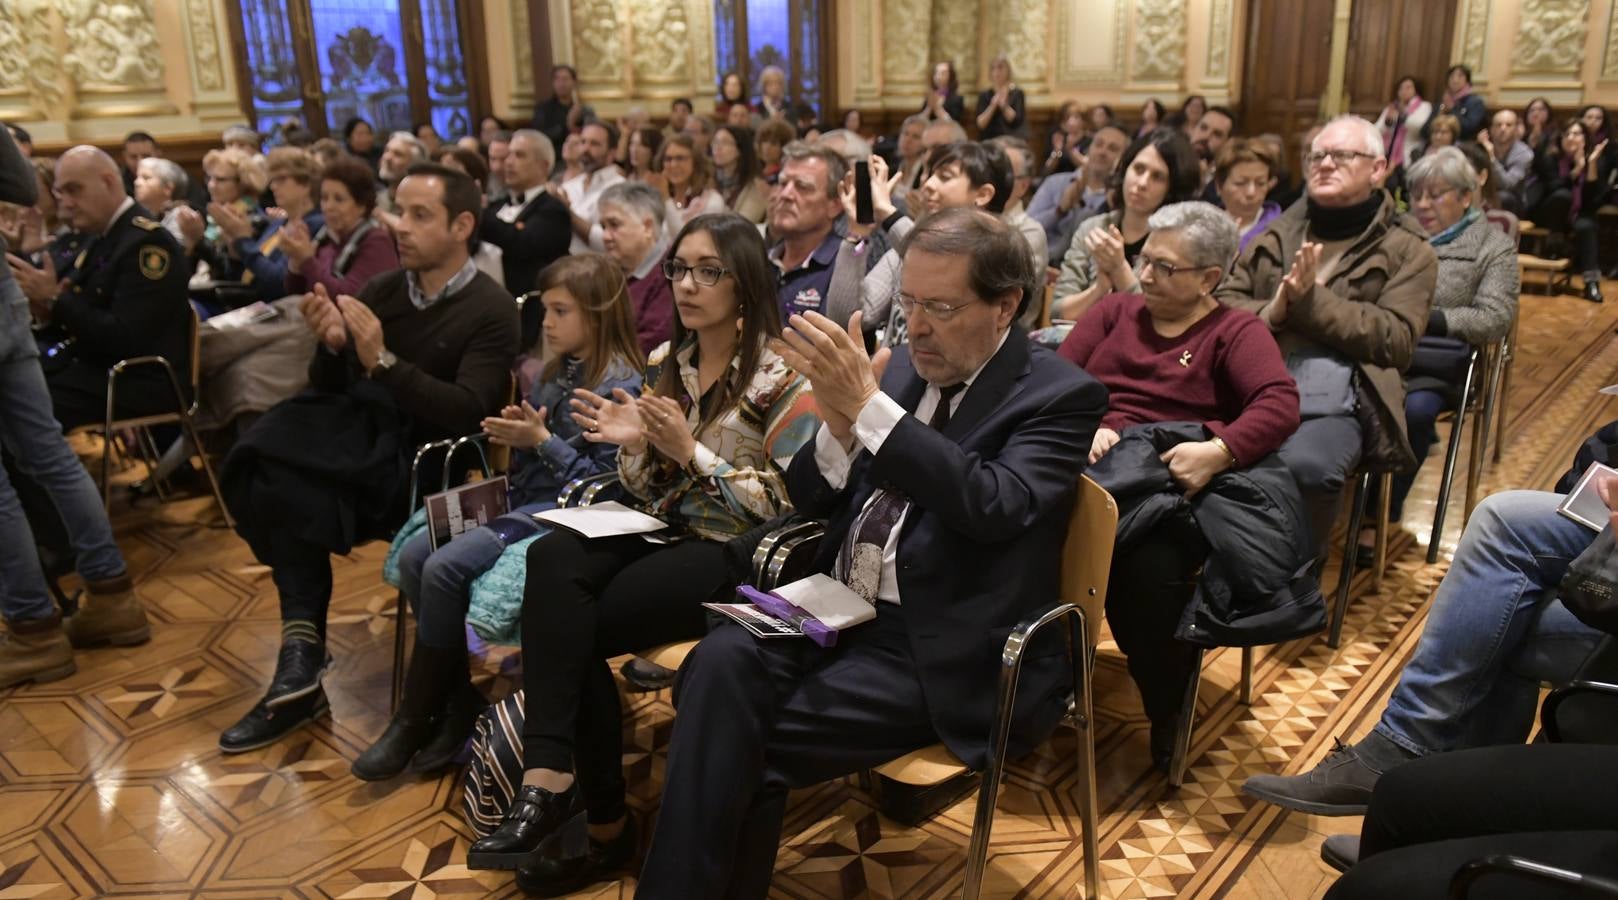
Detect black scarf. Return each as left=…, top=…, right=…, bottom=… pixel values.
left=1306, top=191, right=1385, bottom=241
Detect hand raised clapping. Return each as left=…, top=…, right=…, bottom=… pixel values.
left=571, top=387, right=648, bottom=453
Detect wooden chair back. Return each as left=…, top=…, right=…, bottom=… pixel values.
left=1060, top=474, right=1117, bottom=652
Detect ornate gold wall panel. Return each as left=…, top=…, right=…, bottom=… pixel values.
left=1130, top=0, right=1188, bottom=84
left=1602, top=0, right=1618, bottom=80
left=881, top=0, right=933, bottom=92
left=1455, top=0, right=1493, bottom=85
left=1508, top=0, right=1589, bottom=76
left=571, top=0, right=626, bottom=87
left=1201, top=0, right=1233, bottom=86
left=929, top=0, right=978, bottom=96
left=993, top=0, right=1048, bottom=86
left=1056, top=0, right=1127, bottom=85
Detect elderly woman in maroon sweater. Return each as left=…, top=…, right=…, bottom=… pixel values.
left=281, top=154, right=400, bottom=297
left=1058, top=201, right=1299, bottom=769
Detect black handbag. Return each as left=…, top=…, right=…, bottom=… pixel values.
left=1561, top=525, right=1618, bottom=636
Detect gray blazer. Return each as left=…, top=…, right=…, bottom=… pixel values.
left=1432, top=214, right=1519, bottom=346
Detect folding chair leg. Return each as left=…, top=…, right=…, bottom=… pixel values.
left=1071, top=672, right=1100, bottom=900
left=172, top=407, right=233, bottom=529
left=1239, top=646, right=1255, bottom=705
left=1371, top=473, right=1391, bottom=591
left=134, top=427, right=170, bottom=503
left=1427, top=355, right=1475, bottom=564
left=1168, top=648, right=1204, bottom=789
left=391, top=590, right=409, bottom=714
left=1493, top=326, right=1514, bottom=465
left=1466, top=353, right=1499, bottom=525
left=1329, top=473, right=1371, bottom=649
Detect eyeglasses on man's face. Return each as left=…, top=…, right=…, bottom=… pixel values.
left=1306, top=149, right=1377, bottom=169
left=895, top=292, right=974, bottom=321
left=662, top=259, right=731, bottom=286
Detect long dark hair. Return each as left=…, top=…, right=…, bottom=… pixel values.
left=654, top=213, right=781, bottom=437
left=1110, top=128, right=1202, bottom=212
left=714, top=125, right=762, bottom=203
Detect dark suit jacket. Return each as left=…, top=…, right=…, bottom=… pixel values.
left=479, top=191, right=571, bottom=348
left=784, top=330, right=1107, bottom=767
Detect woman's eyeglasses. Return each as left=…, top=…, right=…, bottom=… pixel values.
left=662, top=260, right=731, bottom=286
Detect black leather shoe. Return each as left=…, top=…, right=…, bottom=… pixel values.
left=219, top=689, right=329, bottom=754
left=619, top=658, right=675, bottom=692
left=409, top=683, right=487, bottom=775
left=1585, top=281, right=1605, bottom=303
left=466, top=784, right=586, bottom=870
left=265, top=640, right=332, bottom=708
left=1149, top=720, right=1176, bottom=774
left=351, top=716, right=438, bottom=781
left=515, top=815, right=637, bottom=897
left=1320, top=834, right=1359, bottom=873
left=1242, top=738, right=1381, bottom=815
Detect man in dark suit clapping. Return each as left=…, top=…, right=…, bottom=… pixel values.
left=634, top=208, right=1108, bottom=898
left=479, top=128, right=570, bottom=349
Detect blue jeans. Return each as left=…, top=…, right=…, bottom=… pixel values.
left=395, top=502, right=549, bottom=648
left=1376, top=490, right=1606, bottom=756
left=0, top=304, right=126, bottom=623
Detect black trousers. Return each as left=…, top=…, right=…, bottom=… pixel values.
left=47, top=360, right=179, bottom=431
left=1327, top=744, right=1618, bottom=899
left=637, top=609, right=942, bottom=899
left=518, top=531, right=724, bottom=825
left=1105, top=513, right=1209, bottom=727
left=1528, top=189, right=1605, bottom=277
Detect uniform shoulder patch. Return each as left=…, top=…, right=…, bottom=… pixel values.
left=131, top=216, right=162, bottom=231
left=138, top=244, right=171, bottom=280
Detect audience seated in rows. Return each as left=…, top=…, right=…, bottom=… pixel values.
left=975, top=55, right=1028, bottom=140
left=1214, top=137, right=1283, bottom=251
left=654, top=133, right=724, bottom=228
left=357, top=253, right=646, bottom=781
left=1373, top=76, right=1432, bottom=190
left=0, top=129, right=147, bottom=688
left=131, top=156, right=191, bottom=246
left=985, top=135, right=1050, bottom=325
left=1425, top=65, right=1488, bottom=144
left=711, top=124, right=769, bottom=223
left=1217, top=115, right=1437, bottom=562
left=1477, top=108, right=1535, bottom=215
left=431, top=145, right=507, bottom=287
left=1027, top=123, right=1127, bottom=265
left=1054, top=128, right=1202, bottom=321
left=596, top=181, right=674, bottom=355
left=281, top=155, right=400, bottom=299
left=1190, top=105, right=1235, bottom=201
left=465, top=213, right=820, bottom=894
left=560, top=121, right=626, bottom=253
left=767, top=141, right=848, bottom=322
left=1058, top=201, right=1302, bottom=767
left=223, top=147, right=327, bottom=303
left=480, top=128, right=570, bottom=345
left=891, top=113, right=930, bottom=201
left=1526, top=109, right=1614, bottom=302
left=635, top=208, right=1106, bottom=897
left=920, top=60, right=966, bottom=126
left=175, top=147, right=269, bottom=299
left=216, top=163, right=519, bottom=754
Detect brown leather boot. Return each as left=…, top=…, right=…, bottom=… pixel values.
left=63, top=574, right=151, bottom=648
left=0, top=613, right=78, bottom=688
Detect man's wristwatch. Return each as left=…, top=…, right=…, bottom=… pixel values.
left=369, top=348, right=397, bottom=377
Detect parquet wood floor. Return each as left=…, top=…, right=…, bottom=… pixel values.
left=3, top=280, right=1616, bottom=899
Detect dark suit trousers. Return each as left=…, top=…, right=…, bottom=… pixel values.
left=519, top=531, right=721, bottom=825
left=1105, top=513, right=1209, bottom=727
left=1326, top=744, right=1618, bottom=899
left=637, top=609, right=941, bottom=900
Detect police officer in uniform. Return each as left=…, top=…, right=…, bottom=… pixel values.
left=8, top=145, right=190, bottom=431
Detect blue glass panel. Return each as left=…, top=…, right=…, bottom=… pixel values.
left=420, top=0, right=471, bottom=138
left=745, top=0, right=788, bottom=101
left=712, top=0, right=738, bottom=96
left=792, top=1, right=820, bottom=117
left=307, top=0, right=413, bottom=135
left=241, top=0, right=305, bottom=135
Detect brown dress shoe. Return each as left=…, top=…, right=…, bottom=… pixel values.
left=63, top=574, right=151, bottom=648
left=0, top=613, right=78, bottom=688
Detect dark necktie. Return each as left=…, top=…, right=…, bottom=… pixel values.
left=840, top=383, right=965, bottom=602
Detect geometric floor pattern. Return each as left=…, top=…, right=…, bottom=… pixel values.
left=2, top=280, right=1615, bottom=899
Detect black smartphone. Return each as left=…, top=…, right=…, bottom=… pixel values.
left=854, top=160, right=874, bottom=225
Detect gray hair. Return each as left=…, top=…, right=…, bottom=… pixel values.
left=222, top=125, right=260, bottom=148
left=137, top=157, right=189, bottom=198
left=387, top=131, right=428, bottom=160
left=1315, top=114, right=1385, bottom=160
left=902, top=113, right=930, bottom=132
left=599, top=180, right=666, bottom=228
left=509, top=128, right=556, bottom=167
left=1146, top=201, right=1241, bottom=269
left=1404, top=146, right=1477, bottom=198
left=815, top=129, right=872, bottom=164
left=779, top=140, right=848, bottom=199
left=901, top=207, right=1039, bottom=320
left=923, top=118, right=968, bottom=143
left=986, top=135, right=1033, bottom=177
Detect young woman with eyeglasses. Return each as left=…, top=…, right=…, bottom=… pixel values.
left=466, top=213, right=819, bottom=894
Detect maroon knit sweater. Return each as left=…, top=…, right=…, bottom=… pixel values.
left=1058, top=292, right=1300, bottom=465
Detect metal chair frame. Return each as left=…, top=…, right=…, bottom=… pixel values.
left=1448, top=855, right=1618, bottom=898
left=94, top=306, right=233, bottom=527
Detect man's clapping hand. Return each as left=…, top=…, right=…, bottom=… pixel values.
left=770, top=311, right=891, bottom=442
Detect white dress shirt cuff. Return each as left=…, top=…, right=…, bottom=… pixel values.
left=813, top=423, right=855, bottom=490
left=851, top=391, right=906, bottom=457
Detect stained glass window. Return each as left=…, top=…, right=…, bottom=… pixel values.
left=713, top=0, right=825, bottom=119
left=419, top=0, right=472, bottom=139
left=240, top=0, right=305, bottom=134
left=307, top=0, right=413, bottom=135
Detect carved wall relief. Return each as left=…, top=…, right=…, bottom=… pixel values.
left=1131, top=0, right=1187, bottom=83
left=630, top=0, right=691, bottom=85
left=571, top=0, right=625, bottom=84
left=56, top=0, right=165, bottom=89
left=1509, top=0, right=1589, bottom=75
left=993, top=0, right=1047, bottom=84
left=882, top=0, right=932, bottom=89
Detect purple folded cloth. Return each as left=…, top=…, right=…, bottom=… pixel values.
left=736, top=585, right=839, bottom=647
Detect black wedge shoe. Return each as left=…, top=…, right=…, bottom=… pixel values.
left=516, top=815, right=638, bottom=897
left=466, top=784, right=586, bottom=870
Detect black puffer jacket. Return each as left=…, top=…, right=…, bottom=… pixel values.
left=1087, top=422, right=1326, bottom=647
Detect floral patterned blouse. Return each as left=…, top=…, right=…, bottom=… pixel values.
left=620, top=337, right=819, bottom=541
